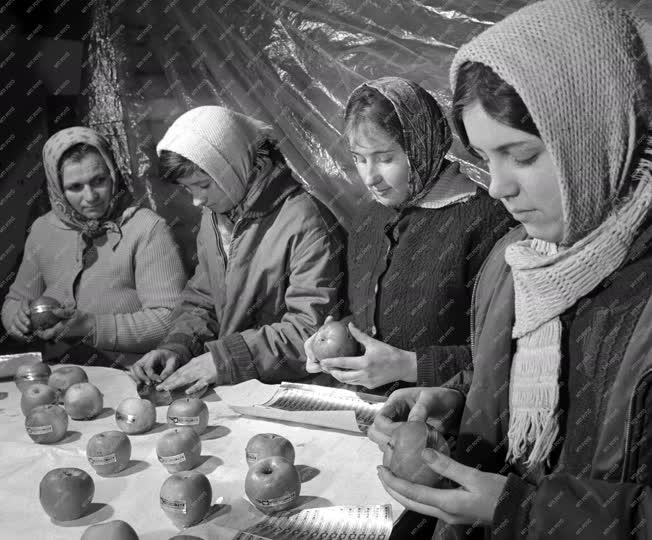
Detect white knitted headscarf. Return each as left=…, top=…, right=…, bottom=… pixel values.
left=156, top=106, right=273, bottom=210
left=450, top=0, right=652, bottom=468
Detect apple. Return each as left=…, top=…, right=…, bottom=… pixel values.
left=115, top=397, right=156, bottom=434
left=156, top=426, right=202, bottom=473
left=39, top=467, right=95, bottom=521
left=166, top=397, right=208, bottom=435
left=312, top=320, right=360, bottom=361
left=86, top=431, right=131, bottom=475
left=160, top=471, right=212, bottom=528
left=81, top=520, right=139, bottom=539
left=63, top=382, right=103, bottom=420
left=29, top=296, right=62, bottom=330
left=244, top=456, right=301, bottom=514
left=48, top=365, right=88, bottom=397
left=245, top=433, right=295, bottom=466
left=383, top=421, right=450, bottom=487
left=20, top=383, right=58, bottom=416
left=25, top=404, right=68, bottom=444
left=14, top=362, right=52, bottom=393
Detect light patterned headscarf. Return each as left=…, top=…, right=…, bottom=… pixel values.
left=42, top=127, right=133, bottom=240
left=450, top=0, right=652, bottom=468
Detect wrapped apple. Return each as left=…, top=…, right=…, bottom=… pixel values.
left=14, top=362, right=51, bottom=393
left=160, top=471, right=212, bottom=528
left=86, top=431, right=131, bottom=475
left=63, top=382, right=103, bottom=420
left=29, top=296, right=62, bottom=330
left=312, top=320, right=360, bottom=360
left=157, top=426, right=202, bottom=473
left=383, top=421, right=450, bottom=487
left=166, top=397, right=209, bottom=435
left=25, top=404, right=68, bottom=444
left=245, top=456, right=301, bottom=514
left=81, top=520, right=139, bottom=539
left=245, top=433, right=295, bottom=466
left=39, top=467, right=94, bottom=521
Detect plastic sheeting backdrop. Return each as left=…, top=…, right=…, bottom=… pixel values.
left=84, top=0, right=648, bottom=267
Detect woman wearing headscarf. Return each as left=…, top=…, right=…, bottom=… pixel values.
left=371, top=1, right=652, bottom=538
left=1, top=127, right=186, bottom=367
left=129, top=106, right=346, bottom=394
left=304, top=77, right=514, bottom=393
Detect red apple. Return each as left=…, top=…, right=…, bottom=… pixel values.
left=383, top=421, right=450, bottom=487
left=244, top=456, right=301, bottom=514
left=48, top=365, right=88, bottom=397
left=156, top=426, right=202, bottom=473
left=39, top=467, right=95, bottom=521
left=312, top=320, right=360, bottom=361
left=166, top=397, right=208, bottom=435
left=64, top=382, right=103, bottom=420
left=245, top=433, right=295, bottom=466
left=20, top=383, right=58, bottom=416
left=115, top=398, right=156, bottom=434
left=160, top=471, right=212, bottom=528
left=14, top=362, right=52, bottom=393
left=25, top=404, right=68, bottom=444
left=86, top=431, right=131, bottom=475
left=29, top=296, right=62, bottom=330
left=81, top=520, right=139, bottom=539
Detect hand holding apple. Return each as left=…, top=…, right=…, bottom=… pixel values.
left=81, top=520, right=139, bottom=539
left=14, top=362, right=51, bottom=393
left=25, top=404, right=68, bottom=444
left=29, top=296, right=62, bottom=330
left=63, top=382, right=103, bottom=420
left=166, top=397, right=208, bottom=435
left=160, top=471, right=212, bottom=528
left=20, top=383, right=58, bottom=416
left=39, top=467, right=95, bottom=521
left=311, top=319, right=360, bottom=362
left=245, top=456, right=301, bottom=514
left=6, top=299, right=33, bottom=341
left=87, top=431, right=131, bottom=475
left=115, top=397, right=156, bottom=434
left=245, top=433, right=295, bottom=466
left=157, top=426, right=202, bottom=473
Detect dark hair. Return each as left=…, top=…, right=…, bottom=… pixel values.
left=58, top=143, right=104, bottom=178
left=344, top=86, right=405, bottom=149
left=452, top=62, right=540, bottom=156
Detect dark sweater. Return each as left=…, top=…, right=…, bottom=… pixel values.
left=347, top=186, right=514, bottom=391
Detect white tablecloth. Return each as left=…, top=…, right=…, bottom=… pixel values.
left=0, top=366, right=401, bottom=539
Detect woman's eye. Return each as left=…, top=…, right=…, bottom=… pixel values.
left=379, top=155, right=393, bottom=164
left=351, top=154, right=362, bottom=164
left=512, top=153, right=538, bottom=166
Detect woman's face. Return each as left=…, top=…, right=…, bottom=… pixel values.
left=61, top=153, right=113, bottom=219
left=348, top=120, right=411, bottom=207
left=176, top=170, right=233, bottom=214
left=463, top=103, right=564, bottom=243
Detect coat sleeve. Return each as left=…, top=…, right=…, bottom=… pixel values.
left=93, top=218, right=187, bottom=353
left=492, top=472, right=652, bottom=540
left=205, top=215, right=346, bottom=384
left=1, top=224, right=46, bottom=335
left=158, top=219, right=220, bottom=364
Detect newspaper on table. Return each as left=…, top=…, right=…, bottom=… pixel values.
left=219, top=380, right=386, bottom=433
left=234, top=504, right=393, bottom=540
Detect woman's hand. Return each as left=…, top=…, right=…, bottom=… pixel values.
left=377, top=450, right=507, bottom=526
left=368, top=387, right=464, bottom=450
left=156, top=351, right=217, bottom=395
left=129, top=349, right=180, bottom=385
left=7, top=300, right=33, bottom=341
left=35, top=308, right=95, bottom=342
left=318, top=323, right=416, bottom=388
left=304, top=315, right=335, bottom=374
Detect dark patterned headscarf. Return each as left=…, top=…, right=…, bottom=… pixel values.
left=347, top=77, right=453, bottom=209
left=42, top=127, right=134, bottom=240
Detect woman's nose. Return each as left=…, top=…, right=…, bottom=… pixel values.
left=487, top=161, right=519, bottom=200
left=361, top=163, right=383, bottom=188
left=83, top=186, right=99, bottom=202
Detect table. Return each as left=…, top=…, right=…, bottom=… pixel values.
left=0, top=366, right=402, bottom=539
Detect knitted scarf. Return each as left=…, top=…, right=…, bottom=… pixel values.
left=450, top=0, right=652, bottom=468
left=42, top=127, right=134, bottom=245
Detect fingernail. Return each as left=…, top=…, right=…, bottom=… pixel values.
left=421, top=449, right=437, bottom=462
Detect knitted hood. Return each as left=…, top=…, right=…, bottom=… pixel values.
left=450, top=0, right=651, bottom=245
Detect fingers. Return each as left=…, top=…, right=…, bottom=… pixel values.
left=324, top=315, right=335, bottom=324
left=421, top=449, right=474, bottom=488
left=51, top=308, right=74, bottom=319
left=157, top=367, right=191, bottom=391
left=304, top=334, right=321, bottom=373
left=327, top=368, right=364, bottom=385
left=36, top=322, right=64, bottom=342
left=130, top=362, right=150, bottom=384
left=142, top=360, right=160, bottom=383
left=158, top=357, right=178, bottom=381
left=305, top=359, right=322, bottom=374
left=13, top=317, right=31, bottom=336
left=185, top=378, right=209, bottom=395
left=320, top=356, right=365, bottom=371
left=347, top=322, right=372, bottom=345
left=367, top=423, right=392, bottom=449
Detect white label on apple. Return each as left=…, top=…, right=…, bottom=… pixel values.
left=27, top=425, right=53, bottom=435
left=254, top=490, right=298, bottom=507
left=169, top=415, right=200, bottom=425
left=158, top=452, right=186, bottom=465
left=88, top=453, right=117, bottom=465
left=116, top=412, right=137, bottom=423
left=160, top=496, right=187, bottom=514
